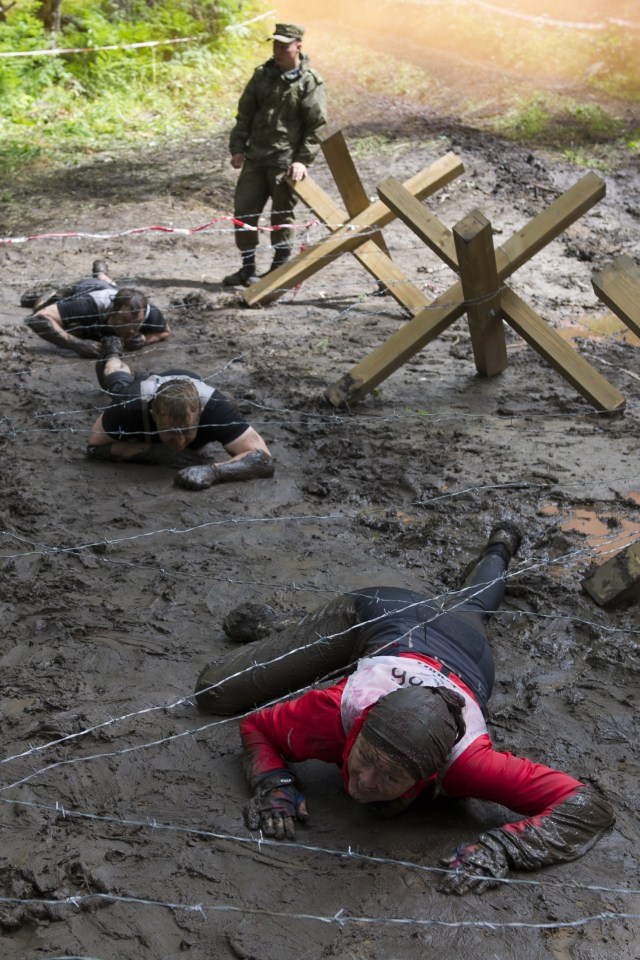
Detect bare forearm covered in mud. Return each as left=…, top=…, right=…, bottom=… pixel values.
left=126, top=328, right=172, bottom=350
left=26, top=306, right=101, bottom=359
left=141, top=328, right=171, bottom=346
left=483, top=785, right=615, bottom=871
left=87, top=414, right=174, bottom=465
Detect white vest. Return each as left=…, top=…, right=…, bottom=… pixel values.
left=139, top=374, right=215, bottom=409
left=89, top=288, right=152, bottom=321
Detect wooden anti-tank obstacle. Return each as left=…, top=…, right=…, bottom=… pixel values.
left=328, top=171, right=625, bottom=412
left=241, top=144, right=464, bottom=311
left=592, top=254, right=640, bottom=339
left=241, top=129, right=627, bottom=413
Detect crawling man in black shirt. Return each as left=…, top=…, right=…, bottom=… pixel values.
left=87, top=344, right=273, bottom=491
left=23, top=260, right=170, bottom=359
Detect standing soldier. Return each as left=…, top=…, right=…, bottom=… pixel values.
left=223, top=22, right=327, bottom=287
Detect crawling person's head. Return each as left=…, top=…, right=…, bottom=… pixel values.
left=150, top=379, right=201, bottom=452
left=107, top=288, right=148, bottom=344
left=346, top=686, right=466, bottom=803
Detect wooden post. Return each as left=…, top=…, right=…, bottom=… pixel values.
left=241, top=152, right=464, bottom=306
left=501, top=288, right=626, bottom=412
left=592, top=254, right=640, bottom=338
left=453, top=209, right=507, bottom=377
left=317, top=125, right=391, bottom=259
left=325, top=282, right=467, bottom=406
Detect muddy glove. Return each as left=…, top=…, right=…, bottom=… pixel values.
left=174, top=464, right=220, bottom=490
left=438, top=841, right=508, bottom=896
left=100, top=335, right=124, bottom=359
left=176, top=451, right=274, bottom=490
left=125, top=332, right=146, bottom=350
left=244, top=774, right=309, bottom=841
left=73, top=339, right=103, bottom=359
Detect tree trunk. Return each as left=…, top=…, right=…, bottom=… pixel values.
left=38, top=0, right=63, bottom=33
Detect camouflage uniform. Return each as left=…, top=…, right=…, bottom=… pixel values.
left=229, top=53, right=326, bottom=260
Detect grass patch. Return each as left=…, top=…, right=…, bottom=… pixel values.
left=350, top=133, right=412, bottom=157
left=490, top=92, right=639, bottom=165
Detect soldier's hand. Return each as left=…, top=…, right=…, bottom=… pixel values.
left=231, top=153, right=245, bottom=169
left=288, top=161, right=307, bottom=181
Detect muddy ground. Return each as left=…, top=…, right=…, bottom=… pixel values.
left=1, top=11, right=640, bottom=959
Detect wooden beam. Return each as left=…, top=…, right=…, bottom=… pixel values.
left=378, top=171, right=606, bottom=282
left=377, top=177, right=458, bottom=270
left=317, top=124, right=392, bottom=284
left=325, top=282, right=467, bottom=406
left=496, top=171, right=605, bottom=275
left=294, top=174, right=347, bottom=230
left=501, top=287, right=625, bottom=412
left=241, top=152, right=464, bottom=306
left=453, top=209, right=507, bottom=377
left=592, top=254, right=640, bottom=338
left=317, top=126, right=376, bottom=218
left=295, top=175, right=431, bottom=316
left=326, top=173, right=612, bottom=407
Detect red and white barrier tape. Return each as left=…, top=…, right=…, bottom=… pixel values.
left=0, top=10, right=276, bottom=59
left=0, top=215, right=323, bottom=246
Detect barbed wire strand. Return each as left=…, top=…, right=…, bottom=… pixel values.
left=2, top=500, right=639, bottom=565
left=1, top=792, right=638, bottom=901
left=1, top=886, right=638, bottom=932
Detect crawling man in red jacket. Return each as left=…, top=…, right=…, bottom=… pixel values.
left=195, top=523, right=614, bottom=895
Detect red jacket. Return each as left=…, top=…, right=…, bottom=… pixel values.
left=240, top=652, right=614, bottom=868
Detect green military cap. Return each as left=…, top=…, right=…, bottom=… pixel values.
left=270, top=22, right=305, bottom=42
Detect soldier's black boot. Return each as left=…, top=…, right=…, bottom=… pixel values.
left=266, top=245, right=291, bottom=274
left=223, top=252, right=258, bottom=287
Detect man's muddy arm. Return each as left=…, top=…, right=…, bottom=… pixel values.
left=26, top=305, right=101, bottom=358
left=133, top=327, right=172, bottom=347
left=144, top=326, right=171, bottom=345
left=483, top=785, right=615, bottom=871
left=174, top=427, right=274, bottom=490
left=240, top=714, right=294, bottom=790
left=87, top=413, right=169, bottom=464
left=238, top=706, right=312, bottom=841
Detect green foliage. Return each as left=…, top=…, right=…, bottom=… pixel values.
left=351, top=133, right=395, bottom=157
left=0, top=0, right=267, bottom=168
left=493, top=93, right=636, bottom=156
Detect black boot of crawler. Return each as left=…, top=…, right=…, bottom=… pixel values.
left=458, top=520, right=523, bottom=589
left=95, top=336, right=124, bottom=390
left=484, top=521, right=523, bottom=563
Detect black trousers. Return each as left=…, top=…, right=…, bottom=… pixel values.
left=195, top=547, right=510, bottom=715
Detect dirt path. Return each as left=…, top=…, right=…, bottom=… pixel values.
left=0, top=13, right=639, bottom=960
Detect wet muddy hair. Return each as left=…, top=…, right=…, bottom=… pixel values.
left=109, top=287, right=148, bottom=323
left=150, top=379, right=201, bottom=423
left=361, top=686, right=466, bottom=781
